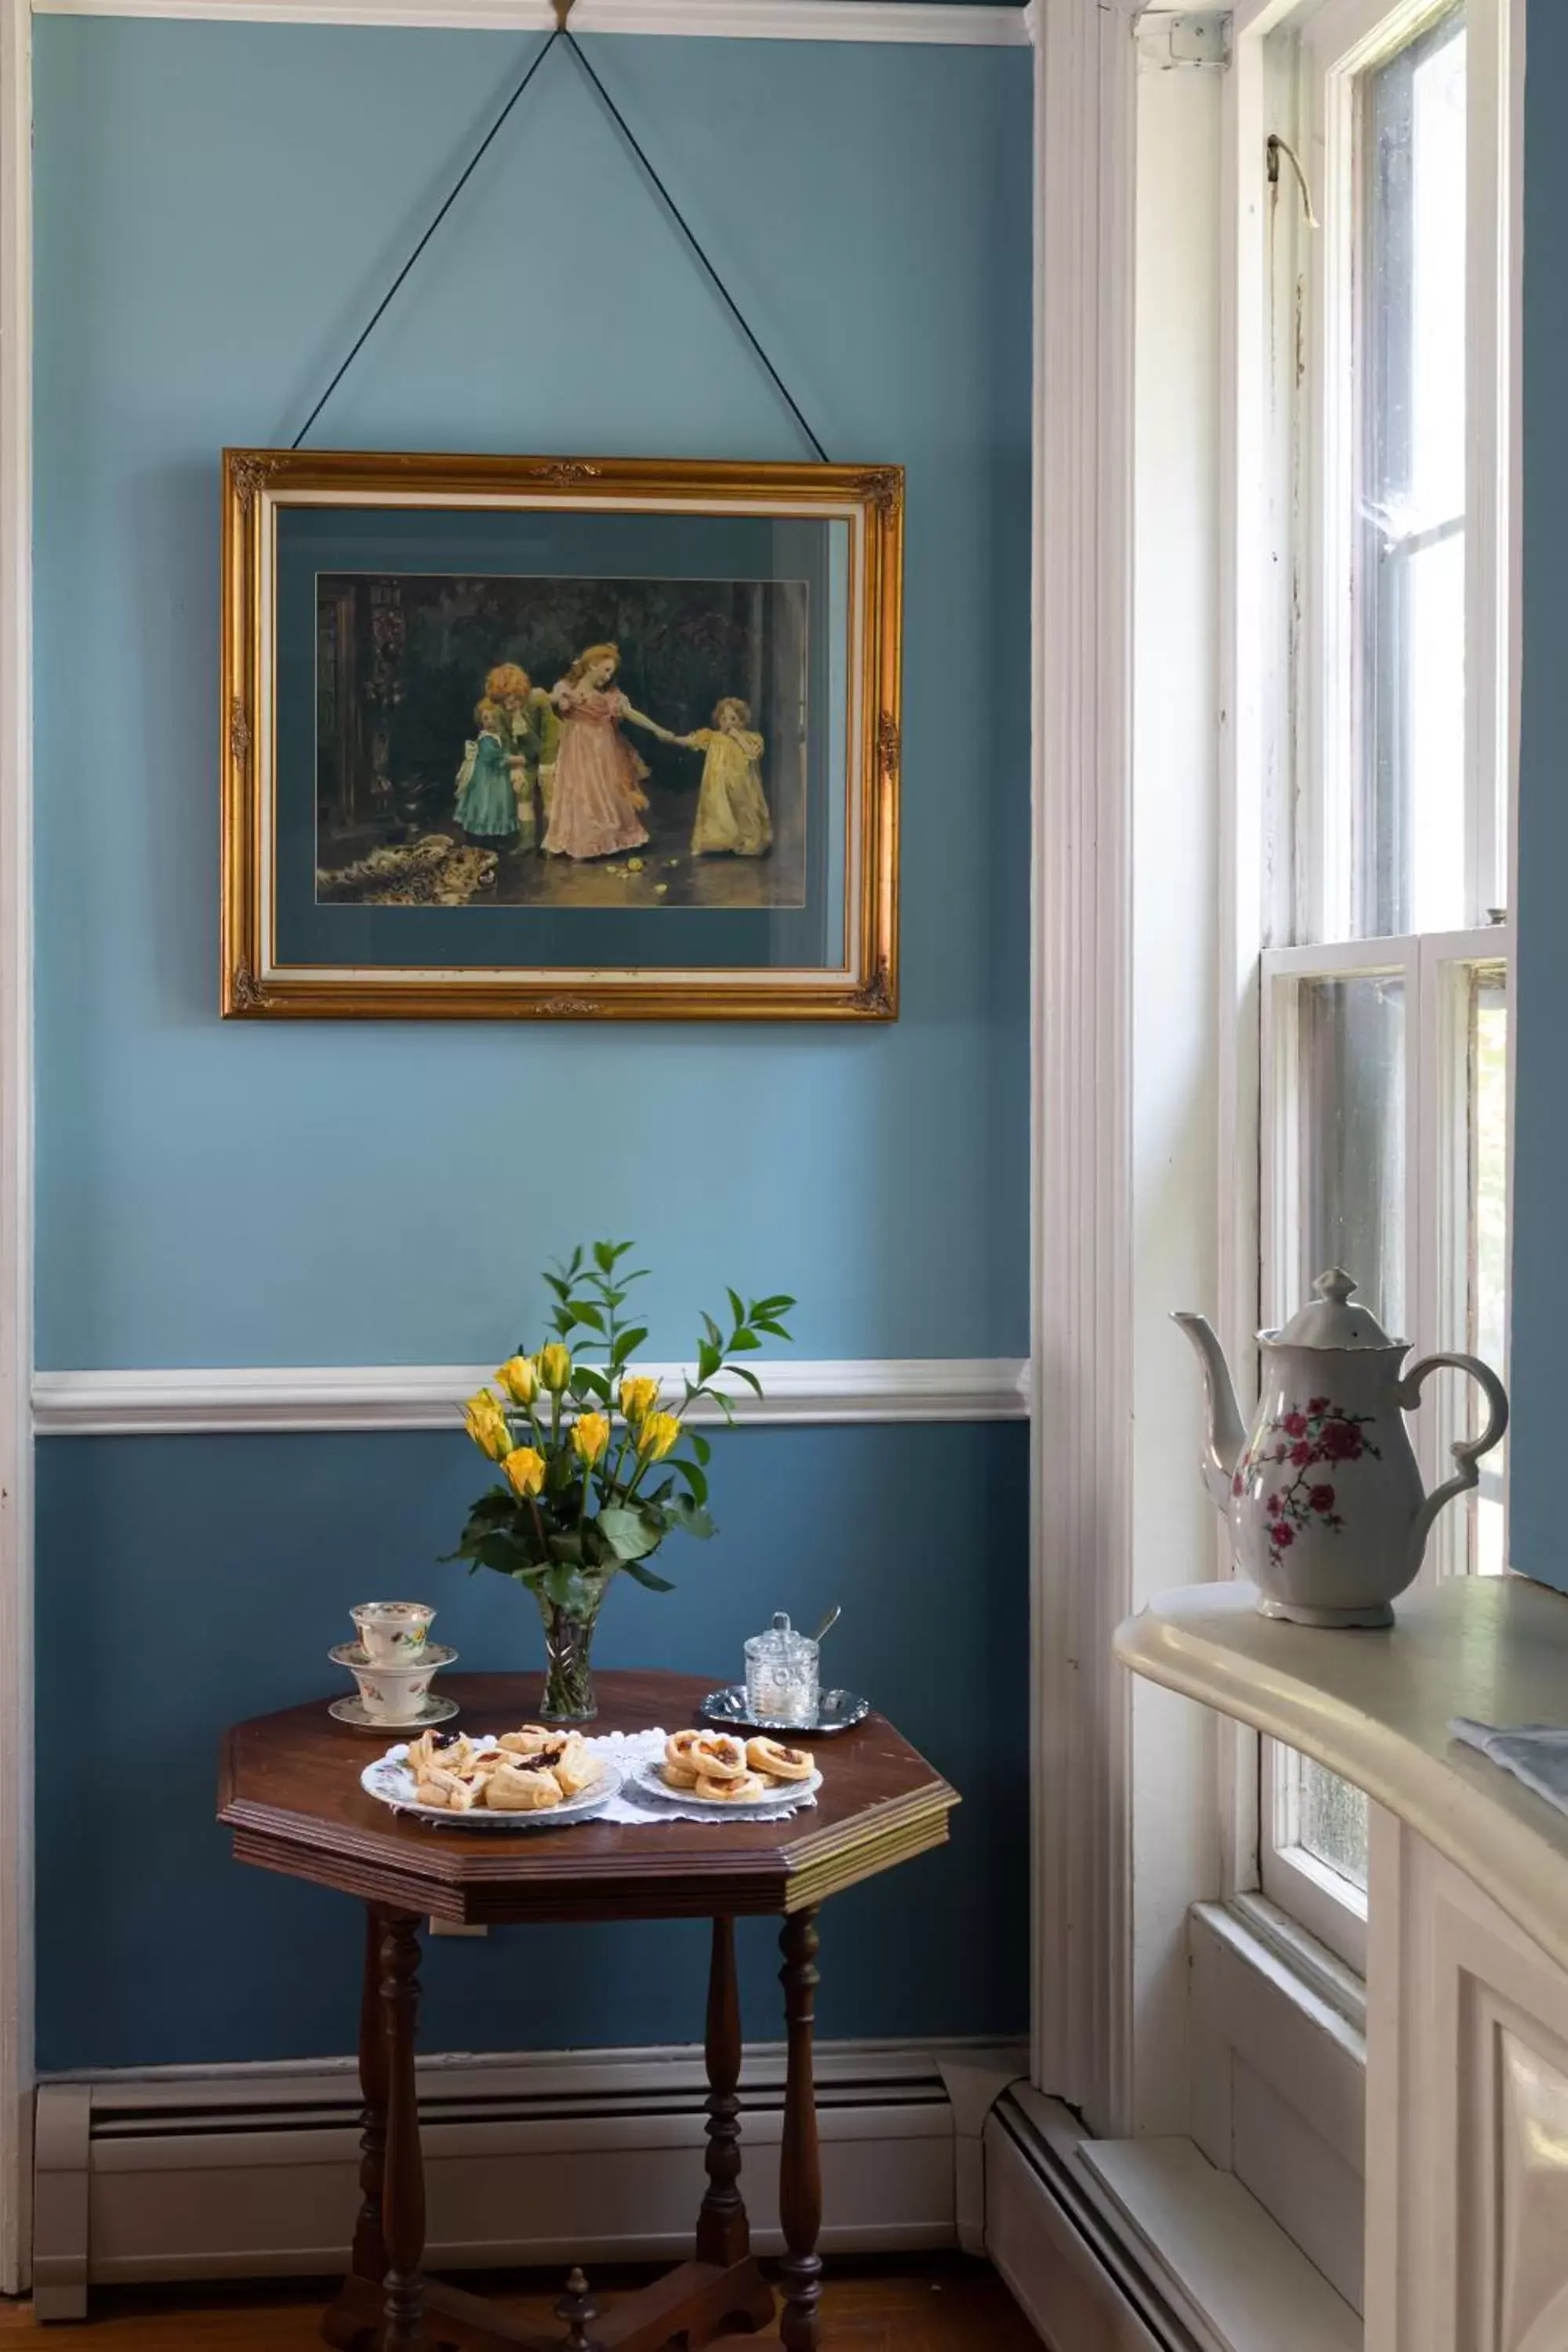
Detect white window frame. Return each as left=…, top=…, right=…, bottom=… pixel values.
left=1223, top=0, right=1521, bottom=1978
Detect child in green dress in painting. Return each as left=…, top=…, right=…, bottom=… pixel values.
left=680, top=698, right=772, bottom=858
left=453, top=700, right=520, bottom=848
left=485, top=662, right=561, bottom=850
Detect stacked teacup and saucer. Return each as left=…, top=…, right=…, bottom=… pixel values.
left=329, top=1601, right=458, bottom=1732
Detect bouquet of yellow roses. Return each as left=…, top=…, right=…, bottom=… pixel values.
left=447, top=1241, right=795, bottom=1721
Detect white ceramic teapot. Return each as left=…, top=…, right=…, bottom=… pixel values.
left=1174, top=1269, right=1508, bottom=1626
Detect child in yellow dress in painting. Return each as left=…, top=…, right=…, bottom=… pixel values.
left=680, top=698, right=772, bottom=858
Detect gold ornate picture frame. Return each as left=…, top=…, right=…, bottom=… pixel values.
left=221, top=448, right=902, bottom=1021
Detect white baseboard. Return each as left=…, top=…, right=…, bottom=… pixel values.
left=31, top=1356, right=1030, bottom=1436
left=34, top=2037, right=1026, bottom=2321
left=987, top=2089, right=1363, bottom=2352
left=31, top=0, right=1033, bottom=45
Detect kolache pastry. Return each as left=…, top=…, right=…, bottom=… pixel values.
left=405, top=1724, right=602, bottom=1813
left=661, top=1729, right=818, bottom=1798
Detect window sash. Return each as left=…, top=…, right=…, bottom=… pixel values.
left=1298, top=0, right=1511, bottom=944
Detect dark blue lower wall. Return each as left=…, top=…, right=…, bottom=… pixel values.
left=34, top=1421, right=1029, bottom=2072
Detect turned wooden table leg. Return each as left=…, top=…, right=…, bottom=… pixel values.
left=351, top=1904, right=389, bottom=2285
left=379, top=1912, right=426, bottom=2351
left=777, top=1909, right=822, bottom=2352
left=695, top=1915, right=749, bottom=2269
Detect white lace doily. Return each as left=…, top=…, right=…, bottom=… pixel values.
left=586, top=1727, right=820, bottom=1824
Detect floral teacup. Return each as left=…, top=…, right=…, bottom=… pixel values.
left=350, top=1602, right=436, bottom=1667
left=331, top=1640, right=456, bottom=1725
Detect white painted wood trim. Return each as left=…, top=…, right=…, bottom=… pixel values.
left=1029, top=0, right=1139, bottom=2136
left=31, top=1356, right=1031, bottom=1436
left=33, top=2037, right=1027, bottom=2318
left=0, top=0, right=34, bottom=2299
left=31, top=0, right=1034, bottom=45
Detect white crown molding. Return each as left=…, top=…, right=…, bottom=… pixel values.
left=32, top=1356, right=1031, bottom=1436
left=0, top=0, right=34, bottom=2299
left=31, top=0, right=1035, bottom=45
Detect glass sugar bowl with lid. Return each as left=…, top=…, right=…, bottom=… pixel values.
left=743, top=1613, right=821, bottom=1728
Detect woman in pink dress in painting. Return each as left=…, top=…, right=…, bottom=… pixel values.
left=544, top=642, right=673, bottom=861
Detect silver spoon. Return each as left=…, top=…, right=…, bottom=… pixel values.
left=811, top=1604, right=841, bottom=1645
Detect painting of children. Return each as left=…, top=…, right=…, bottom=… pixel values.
left=312, top=570, right=810, bottom=912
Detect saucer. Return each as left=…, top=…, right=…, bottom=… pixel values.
left=699, top=1685, right=870, bottom=1738
left=330, top=1692, right=459, bottom=1733
left=330, top=1642, right=457, bottom=1673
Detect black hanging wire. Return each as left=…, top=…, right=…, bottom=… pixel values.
left=558, top=31, right=829, bottom=464
left=291, top=12, right=829, bottom=464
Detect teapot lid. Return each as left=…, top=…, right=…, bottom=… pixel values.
left=1265, top=1269, right=1404, bottom=1351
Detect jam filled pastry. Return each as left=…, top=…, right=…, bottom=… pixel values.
left=550, top=1736, right=599, bottom=1798
left=691, top=1733, right=749, bottom=1782
left=484, top=1764, right=564, bottom=1813
left=746, top=1737, right=815, bottom=1783
left=692, top=1769, right=770, bottom=1803
left=662, top=1730, right=707, bottom=1788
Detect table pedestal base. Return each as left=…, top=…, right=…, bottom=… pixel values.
left=323, top=2256, right=777, bottom=2352
left=327, top=1904, right=819, bottom=2352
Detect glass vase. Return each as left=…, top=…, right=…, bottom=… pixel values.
left=538, top=1592, right=603, bottom=1723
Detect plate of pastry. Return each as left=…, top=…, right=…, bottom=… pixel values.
left=361, top=1724, right=620, bottom=1828
left=631, top=1730, right=822, bottom=1810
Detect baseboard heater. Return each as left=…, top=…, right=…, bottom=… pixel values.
left=34, top=2036, right=1026, bottom=2321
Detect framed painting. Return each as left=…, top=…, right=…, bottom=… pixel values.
left=220, top=449, right=902, bottom=1020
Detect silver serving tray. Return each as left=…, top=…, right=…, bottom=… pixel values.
left=699, top=1684, right=871, bottom=1738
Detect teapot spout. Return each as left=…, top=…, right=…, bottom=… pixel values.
left=1172, top=1312, right=1248, bottom=1513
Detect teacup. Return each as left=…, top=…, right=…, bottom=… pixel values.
left=351, top=1601, right=436, bottom=1668
left=331, top=1642, right=456, bottom=1726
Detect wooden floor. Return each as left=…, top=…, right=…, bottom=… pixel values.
left=0, top=2256, right=1039, bottom=2349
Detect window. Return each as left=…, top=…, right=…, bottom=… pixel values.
left=1243, top=0, right=1516, bottom=1970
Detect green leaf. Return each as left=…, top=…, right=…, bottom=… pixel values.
left=689, top=1431, right=711, bottom=1466
left=674, top=1457, right=709, bottom=1506
left=542, top=1563, right=596, bottom=1613
left=697, top=1341, right=723, bottom=1383
left=611, top=1325, right=648, bottom=1367
left=752, top=1318, right=792, bottom=1340
left=702, top=1312, right=723, bottom=1348
left=593, top=1240, right=617, bottom=1273
left=548, top=1530, right=584, bottom=1563
left=669, top=1495, right=717, bottom=1541
left=576, top=1366, right=612, bottom=1403
left=622, top=1558, right=677, bottom=1593
left=730, top=1364, right=764, bottom=1397
left=752, top=1295, right=797, bottom=1316
left=726, top=1287, right=746, bottom=1330
left=728, top=1329, right=761, bottom=1352
left=573, top=1302, right=606, bottom=1334
left=597, top=1504, right=664, bottom=1562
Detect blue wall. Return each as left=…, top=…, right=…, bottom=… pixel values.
left=31, top=18, right=1031, bottom=1372
left=30, top=18, right=1033, bottom=2068
left=35, top=1424, right=1029, bottom=2071
left=1510, top=0, right=1566, bottom=1589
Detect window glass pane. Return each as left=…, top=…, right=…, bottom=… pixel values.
left=1356, top=8, right=1468, bottom=938
left=1299, top=973, right=1406, bottom=1334
left=1297, top=1754, right=1370, bottom=1892
left=1471, top=970, right=1508, bottom=1573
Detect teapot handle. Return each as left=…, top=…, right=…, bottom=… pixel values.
left=1396, top=1353, right=1510, bottom=1566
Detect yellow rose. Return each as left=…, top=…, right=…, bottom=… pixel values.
left=502, top=1445, right=546, bottom=1499
left=571, top=1411, right=611, bottom=1465
left=539, top=1341, right=573, bottom=1392
left=619, top=1374, right=659, bottom=1424
left=496, top=1354, right=539, bottom=1407
left=463, top=1391, right=510, bottom=1463
left=637, top=1410, right=681, bottom=1462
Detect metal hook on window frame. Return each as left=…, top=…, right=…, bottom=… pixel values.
left=1267, top=132, right=1320, bottom=230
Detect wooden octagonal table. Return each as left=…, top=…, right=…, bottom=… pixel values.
left=218, top=1670, right=959, bottom=2352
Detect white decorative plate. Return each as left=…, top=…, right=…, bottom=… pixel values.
left=629, top=1758, right=823, bottom=1812
left=332, top=1693, right=459, bottom=1733
left=361, top=1743, right=622, bottom=1830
